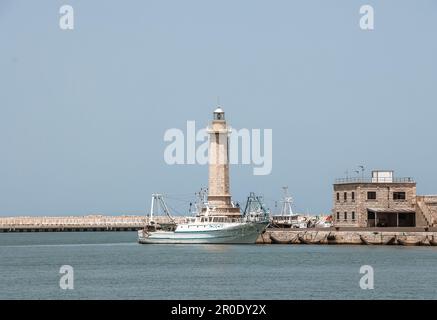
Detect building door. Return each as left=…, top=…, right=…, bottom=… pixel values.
left=398, top=212, right=415, bottom=227
left=367, top=211, right=375, bottom=227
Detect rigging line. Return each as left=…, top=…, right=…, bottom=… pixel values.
left=165, top=196, right=188, bottom=201
left=164, top=196, right=193, bottom=203
left=165, top=195, right=192, bottom=200
left=163, top=193, right=194, bottom=199
left=262, top=196, right=281, bottom=202
left=262, top=199, right=278, bottom=205
left=166, top=203, right=187, bottom=216
left=164, top=192, right=197, bottom=197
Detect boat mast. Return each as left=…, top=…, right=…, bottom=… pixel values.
left=280, top=186, right=293, bottom=216
left=149, top=194, right=175, bottom=224
left=193, top=188, right=208, bottom=216
left=149, top=194, right=157, bottom=223
left=243, top=192, right=269, bottom=219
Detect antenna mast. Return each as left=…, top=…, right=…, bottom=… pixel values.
left=280, top=186, right=293, bottom=216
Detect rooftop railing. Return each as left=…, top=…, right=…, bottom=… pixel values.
left=335, top=177, right=415, bottom=184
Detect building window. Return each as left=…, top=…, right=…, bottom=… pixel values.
left=337, top=212, right=340, bottom=220
left=393, top=192, right=406, bottom=200
left=344, top=192, right=347, bottom=201
left=344, top=212, right=347, bottom=220
left=367, top=191, right=377, bottom=200
left=336, top=193, right=340, bottom=201
left=351, top=192, right=355, bottom=201
left=352, top=211, right=355, bottom=220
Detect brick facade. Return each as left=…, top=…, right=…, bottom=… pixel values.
left=333, top=181, right=417, bottom=227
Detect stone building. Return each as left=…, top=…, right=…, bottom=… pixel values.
left=332, top=170, right=437, bottom=228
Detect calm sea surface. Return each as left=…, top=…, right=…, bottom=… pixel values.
left=0, top=232, right=436, bottom=299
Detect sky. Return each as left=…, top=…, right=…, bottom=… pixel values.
left=1, top=0, right=436, bottom=216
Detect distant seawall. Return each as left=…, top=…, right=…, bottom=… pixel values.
left=0, top=215, right=182, bottom=232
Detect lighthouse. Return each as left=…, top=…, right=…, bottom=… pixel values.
left=205, top=107, right=241, bottom=216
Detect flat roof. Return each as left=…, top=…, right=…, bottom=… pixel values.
left=335, top=177, right=415, bottom=184
left=367, top=208, right=416, bottom=213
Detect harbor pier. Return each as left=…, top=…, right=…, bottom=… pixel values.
left=257, top=227, right=437, bottom=246
left=0, top=215, right=183, bottom=233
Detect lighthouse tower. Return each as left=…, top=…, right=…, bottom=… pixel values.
left=205, top=107, right=241, bottom=216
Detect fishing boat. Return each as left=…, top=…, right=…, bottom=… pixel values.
left=138, top=192, right=269, bottom=244
left=270, top=187, right=308, bottom=229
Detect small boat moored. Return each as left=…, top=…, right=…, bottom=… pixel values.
left=429, top=236, right=437, bottom=246
left=269, top=234, right=292, bottom=244
left=397, top=237, right=427, bottom=246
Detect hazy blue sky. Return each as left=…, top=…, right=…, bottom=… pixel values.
left=1, top=0, right=436, bottom=216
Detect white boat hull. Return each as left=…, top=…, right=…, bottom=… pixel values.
left=138, top=221, right=269, bottom=244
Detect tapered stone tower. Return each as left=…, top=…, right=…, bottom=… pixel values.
left=205, top=107, right=241, bottom=216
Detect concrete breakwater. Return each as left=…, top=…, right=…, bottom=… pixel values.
left=257, top=228, right=437, bottom=246
left=0, top=215, right=183, bottom=232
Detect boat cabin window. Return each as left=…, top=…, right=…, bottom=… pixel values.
left=212, top=217, right=223, bottom=222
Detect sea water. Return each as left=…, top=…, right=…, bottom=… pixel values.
left=0, top=232, right=436, bottom=299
